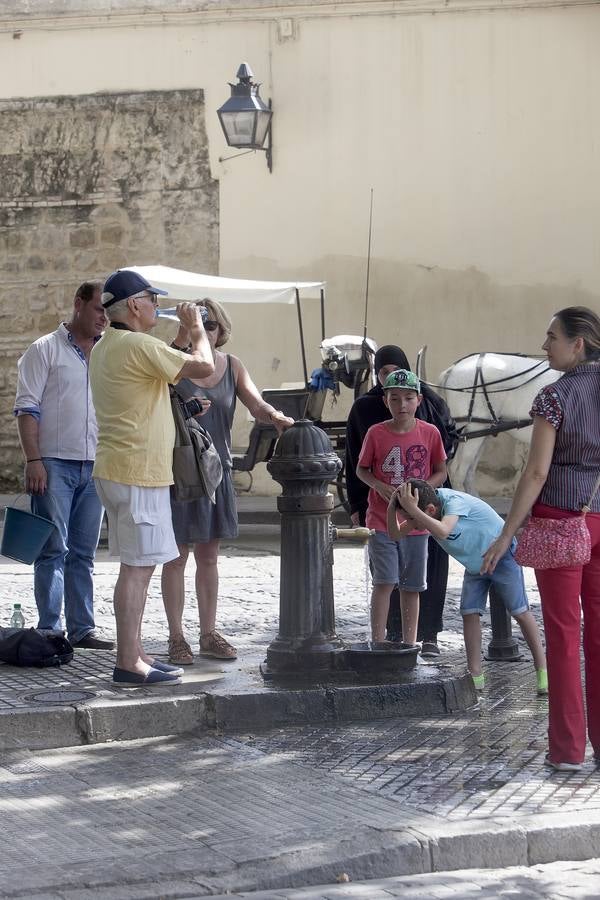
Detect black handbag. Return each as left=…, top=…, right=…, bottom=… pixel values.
left=0, top=628, right=73, bottom=667
left=170, top=391, right=223, bottom=503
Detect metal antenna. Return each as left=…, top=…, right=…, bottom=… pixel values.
left=363, top=188, right=374, bottom=340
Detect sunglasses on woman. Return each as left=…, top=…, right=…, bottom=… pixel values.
left=204, top=320, right=219, bottom=332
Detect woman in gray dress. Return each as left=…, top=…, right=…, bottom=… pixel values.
left=161, top=298, right=293, bottom=664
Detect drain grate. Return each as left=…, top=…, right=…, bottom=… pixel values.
left=22, top=689, right=96, bottom=705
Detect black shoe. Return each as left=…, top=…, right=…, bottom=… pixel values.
left=112, top=666, right=181, bottom=686
left=72, top=632, right=115, bottom=650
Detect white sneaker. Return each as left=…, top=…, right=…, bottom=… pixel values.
left=544, top=754, right=582, bottom=772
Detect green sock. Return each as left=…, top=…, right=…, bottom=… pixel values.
left=536, top=668, right=548, bottom=694
left=471, top=673, right=485, bottom=691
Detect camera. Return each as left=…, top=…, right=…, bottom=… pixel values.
left=183, top=397, right=207, bottom=418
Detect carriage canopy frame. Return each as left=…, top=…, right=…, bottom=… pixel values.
left=126, top=265, right=327, bottom=386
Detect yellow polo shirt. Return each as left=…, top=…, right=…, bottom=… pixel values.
left=89, top=327, right=189, bottom=487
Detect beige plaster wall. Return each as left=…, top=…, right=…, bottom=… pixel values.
left=1, top=0, right=599, bottom=494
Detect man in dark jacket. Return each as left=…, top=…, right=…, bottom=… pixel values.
left=345, top=345, right=458, bottom=652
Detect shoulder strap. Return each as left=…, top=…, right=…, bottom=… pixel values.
left=582, top=471, right=600, bottom=513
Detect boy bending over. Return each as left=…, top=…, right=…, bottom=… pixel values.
left=388, top=479, right=547, bottom=694
left=357, top=370, right=447, bottom=645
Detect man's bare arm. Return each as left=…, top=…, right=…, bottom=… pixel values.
left=16, top=414, right=47, bottom=494
left=173, top=303, right=215, bottom=380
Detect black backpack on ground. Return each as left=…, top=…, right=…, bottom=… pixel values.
left=0, top=627, right=74, bottom=667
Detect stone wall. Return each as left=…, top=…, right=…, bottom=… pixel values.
left=0, top=89, right=218, bottom=488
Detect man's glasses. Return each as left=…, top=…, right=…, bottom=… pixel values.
left=137, top=292, right=158, bottom=307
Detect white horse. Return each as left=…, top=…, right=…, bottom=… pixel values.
left=417, top=349, right=556, bottom=494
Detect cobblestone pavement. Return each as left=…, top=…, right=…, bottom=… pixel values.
left=1, top=533, right=600, bottom=896
left=0, top=732, right=430, bottom=897
left=223, top=657, right=599, bottom=823
left=209, top=859, right=600, bottom=899
left=0, top=531, right=284, bottom=710
left=1, top=539, right=598, bottom=805
left=1, top=725, right=599, bottom=898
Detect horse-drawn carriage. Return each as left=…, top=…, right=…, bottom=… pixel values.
left=129, top=266, right=377, bottom=512
left=130, top=265, right=555, bottom=507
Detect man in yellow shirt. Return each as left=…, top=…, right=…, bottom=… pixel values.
left=90, top=270, right=214, bottom=685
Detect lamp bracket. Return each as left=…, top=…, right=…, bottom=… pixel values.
left=218, top=149, right=257, bottom=163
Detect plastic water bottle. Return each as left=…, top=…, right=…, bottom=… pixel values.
left=156, top=306, right=209, bottom=323
left=10, top=603, right=25, bottom=629
left=155, top=307, right=180, bottom=322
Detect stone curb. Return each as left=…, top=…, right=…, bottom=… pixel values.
left=0, top=673, right=477, bottom=751
left=21, top=810, right=600, bottom=898
left=204, top=811, right=600, bottom=897
left=406, top=811, right=600, bottom=877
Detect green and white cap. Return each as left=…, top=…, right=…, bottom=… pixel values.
left=383, top=369, right=421, bottom=392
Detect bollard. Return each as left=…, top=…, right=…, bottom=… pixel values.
left=485, top=585, right=522, bottom=661
left=264, top=420, right=346, bottom=674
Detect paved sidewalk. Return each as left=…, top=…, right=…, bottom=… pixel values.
left=0, top=531, right=476, bottom=751
left=1, top=528, right=600, bottom=896
left=1, top=726, right=600, bottom=896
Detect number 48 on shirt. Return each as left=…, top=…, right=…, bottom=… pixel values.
left=381, top=444, right=430, bottom=484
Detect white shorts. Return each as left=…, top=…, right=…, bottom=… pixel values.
left=94, top=478, right=179, bottom=567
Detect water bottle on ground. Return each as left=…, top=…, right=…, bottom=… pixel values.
left=156, top=306, right=209, bottom=323
left=10, top=603, right=25, bottom=629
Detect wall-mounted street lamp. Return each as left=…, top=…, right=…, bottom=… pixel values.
left=217, top=63, right=273, bottom=172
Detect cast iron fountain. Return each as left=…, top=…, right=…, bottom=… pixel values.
left=261, top=419, right=518, bottom=693
left=263, top=420, right=427, bottom=681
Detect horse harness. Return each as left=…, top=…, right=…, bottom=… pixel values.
left=426, top=353, right=551, bottom=443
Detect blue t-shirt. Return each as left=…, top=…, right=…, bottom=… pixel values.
left=433, top=489, right=504, bottom=575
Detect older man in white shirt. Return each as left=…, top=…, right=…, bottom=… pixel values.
left=14, top=281, right=114, bottom=650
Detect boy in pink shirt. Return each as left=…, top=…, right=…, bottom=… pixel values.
left=357, top=369, right=447, bottom=644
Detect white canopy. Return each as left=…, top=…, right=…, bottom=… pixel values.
left=125, top=265, right=325, bottom=304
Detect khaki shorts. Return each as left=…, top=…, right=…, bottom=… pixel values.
left=95, top=478, right=179, bottom=567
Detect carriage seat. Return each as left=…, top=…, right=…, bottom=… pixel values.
left=232, top=422, right=277, bottom=472
left=261, top=387, right=327, bottom=421
left=231, top=388, right=328, bottom=473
